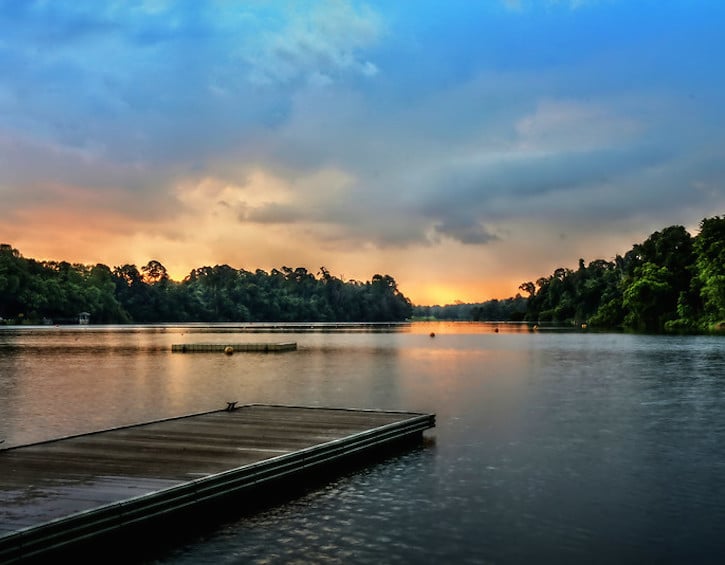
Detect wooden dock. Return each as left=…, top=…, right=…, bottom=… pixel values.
left=171, top=342, right=297, bottom=353
left=0, top=404, right=435, bottom=562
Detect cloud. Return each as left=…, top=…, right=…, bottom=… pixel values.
left=0, top=1, right=387, bottom=170
left=433, top=220, right=500, bottom=245
left=234, top=65, right=682, bottom=248
left=515, top=99, right=641, bottom=150
left=0, top=131, right=180, bottom=224
left=245, top=0, right=383, bottom=85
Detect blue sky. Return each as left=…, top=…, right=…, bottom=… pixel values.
left=1, top=0, right=723, bottom=304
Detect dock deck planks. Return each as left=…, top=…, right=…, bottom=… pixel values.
left=0, top=404, right=435, bottom=562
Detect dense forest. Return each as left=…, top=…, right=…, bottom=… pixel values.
left=518, top=216, right=725, bottom=332
left=0, top=248, right=413, bottom=324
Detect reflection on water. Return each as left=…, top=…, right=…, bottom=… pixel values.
left=1, top=322, right=724, bottom=563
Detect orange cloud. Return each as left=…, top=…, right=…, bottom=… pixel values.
left=0, top=169, right=654, bottom=307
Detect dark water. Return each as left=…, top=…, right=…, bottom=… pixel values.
left=1, top=323, right=724, bottom=563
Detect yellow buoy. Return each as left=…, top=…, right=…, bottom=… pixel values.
left=224, top=346, right=234, bottom=355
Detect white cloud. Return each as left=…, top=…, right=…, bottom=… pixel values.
left=515, top=99, right=641, bottom=150
left=246, top=0, right=383, bottom=85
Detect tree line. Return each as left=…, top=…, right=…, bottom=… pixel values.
left=518, top=215, right=725, bottom=332
left=0, top=247, right=413, bottom=324
left=412, top=296, right=528, bottom=322
left=2, top=215, right=723, bottom=330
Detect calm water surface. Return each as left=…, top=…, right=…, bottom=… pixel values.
left=1, top=322, right=724, bottom=564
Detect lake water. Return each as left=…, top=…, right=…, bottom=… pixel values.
left=1, top=322, right=724, bottom=564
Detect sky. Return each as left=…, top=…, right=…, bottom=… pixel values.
left=1, top=0, right=724, bottom=305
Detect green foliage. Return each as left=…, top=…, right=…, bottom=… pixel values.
left=519, top=215, right=725, bottom=333
left=0, top=246, right=413, bottom=324
left=693, top=216, right=725, bottom=322
left=622, top=263, right=672, bottom=331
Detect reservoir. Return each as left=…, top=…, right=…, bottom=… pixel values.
left=1, top=322, right=724, bottom=563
